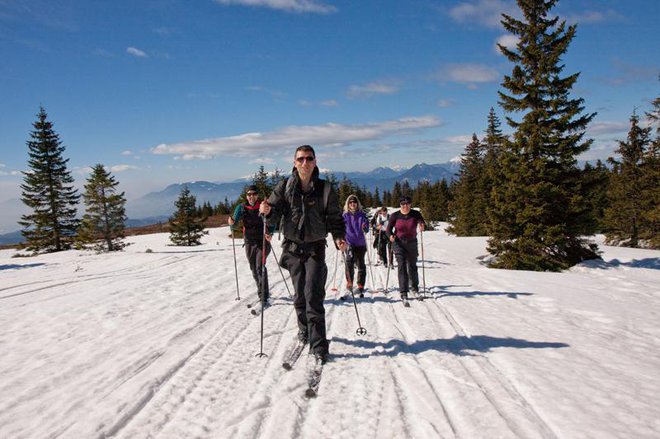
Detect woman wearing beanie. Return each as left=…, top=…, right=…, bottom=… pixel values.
left=342, top=194, right=370, bottom=298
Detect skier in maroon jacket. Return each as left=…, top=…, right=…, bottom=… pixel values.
left=385, top=196, right=426, bottom=300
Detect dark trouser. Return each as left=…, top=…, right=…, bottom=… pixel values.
left=375, top=231, right=391, bottom=265
left=279, top=240, right=329, bottom=355
left=245, top=239, right=270, bottom=300
left=392, top=238, right=419, bottom=295
left=344, top=245, right=366, bottom=288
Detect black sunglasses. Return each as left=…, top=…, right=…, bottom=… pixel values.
left=295, top=155, right=315, bottom=163
left=247, top=192, right=257, bottom=196
left=400, top=201, right=411, bottom=206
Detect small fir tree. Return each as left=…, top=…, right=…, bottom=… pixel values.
left=604, top=113, right=653, bottom=247
left=488, top=0, right=598, bottom=271
left=19, top=107, right=79, bottom=253
left=77, top=164, right=127, bottom=251
left=447, top=134, right=489, bottom=236
left=169, top=186, right=207, bottom=246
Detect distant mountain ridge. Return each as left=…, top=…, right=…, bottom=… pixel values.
left=0, top=162, right=460, bottom=244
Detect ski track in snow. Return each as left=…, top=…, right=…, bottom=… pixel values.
left=1, top=227, right=659, bottom=438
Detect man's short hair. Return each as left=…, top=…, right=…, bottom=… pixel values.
left=295, top=144, right=316, bottom=158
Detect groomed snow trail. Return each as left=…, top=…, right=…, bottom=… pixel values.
left=1, top=226, right=659, bottom=439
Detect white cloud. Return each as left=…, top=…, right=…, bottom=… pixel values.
left=448, top=0, right=518, bottom=28
left=151, top=116, right=442, bottom=159
left=565, top=9, right=624, bottom=25
left=121, top=150, right=133, bottom=156
left=320, top=99, right=338, bottom=107
left=246, top=85, right=286, bottom=99
left=495, top=34, right=518, bottom=54
left=434, top=63, right=500, bottom=85
left=126, top=47, right=148, bottom=58
left=437, top=99, right=455, bottom=108
left=213, top=0, right=336, bottom=14
left=347, top=81, right=399, bottom=99
left=587, top=121, right=629, bottom=136
left=248, top=157, right=276, bottom=165
left=110, top=164, right=139, bottom=173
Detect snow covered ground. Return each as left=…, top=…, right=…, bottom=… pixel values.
left=1, top=224, right=659, bottom=439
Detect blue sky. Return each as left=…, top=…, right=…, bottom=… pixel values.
left=1, top=0, right=658, bottom=201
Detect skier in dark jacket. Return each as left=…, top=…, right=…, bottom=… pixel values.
left=342, top=194, right=369, bottom=296
left=386, top=196, right=426, bottom=300
left=228, top=185, right=274, bottom=304
left=260, top=145, right=346, bottom=364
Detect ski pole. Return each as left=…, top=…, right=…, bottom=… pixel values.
left=384, top=238, right=392, bottom=294
left=363, top=229, right=377, bottom=293
left=420, top=227, right=426, bottom=300
left=341, top=251, right=367, bottom=336
left=256, top=214, right=268, bottom=358
left=230, top=225, right=241, bottom=301
left=270, top=245, right=292, bottom=297
left=327, top=247, right=339, bottom=292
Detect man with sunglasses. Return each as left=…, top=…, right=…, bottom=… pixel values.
left=386, top=196, right=426, bottom=302
left=228, top=185, right=274, bottom=305
left=259, top=145, right=346, bottom=365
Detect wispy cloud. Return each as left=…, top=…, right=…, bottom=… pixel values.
left=602, top=59, right=657, bottom=86
left=246, top=85, right=287, bottom=100
left=437, top=99, right=455, bottom=108
left=433, top=63, right=500, bottom=86
left=151, top=116, right=442, bottom=160
left=298, top=99, right=338, bottom=107
left=213, top=0, right=337, bottom=14
left=448, top=0, right=518, bottom=29
left=565, top=9, right=624, bottom=25
left=111, top=164, right=139, bottom=173
left=126, top=46, right=148, bottom=58
left=347, top=81, right=399, bottom=99
left=587, top=121, right=629, bottom=136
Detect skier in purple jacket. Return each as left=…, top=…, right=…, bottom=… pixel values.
left=342, top=194, right=369, bottom=296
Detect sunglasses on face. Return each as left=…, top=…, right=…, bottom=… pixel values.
left=348, top=200, right=357, bottom=204
left=247, top=192, right=257, bottom=196
left=400, top=202, right=411, bottom=206
left=295, top=156, right=315, bottom=163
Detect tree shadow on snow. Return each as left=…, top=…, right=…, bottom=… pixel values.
left=583, top=257, right=660, bottom=270
left=0, top=263, right=46, bottom=271
left=429, top=288, right=533, bottom=300
left=331, top=334, right=569, bottom=359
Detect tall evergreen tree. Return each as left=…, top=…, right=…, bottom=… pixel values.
left=251, top=165, right=271, bottom=200
left=604, top=112, right=654, bottom=247
left=582, top=160, right=610, bottom=233
left=169, top=186, right=207, bottom=246
left=77, top=164, right=127, bottom=251
left=488, top=0, right=598, bottom=270
left=483, top=107, right=507, bottom=228
left=643, top=96, right=660, bottom=247
left=447, top=134, right=489, bottom=236
left=19, top=107, right=79, bottom=253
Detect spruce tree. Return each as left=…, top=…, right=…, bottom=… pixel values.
left=447, top=134, right=488, bottom=236
left=604, top=113, right=653, bottom=247
left=641, top=95, right=660, bottom=248
left=488, top=0, right=598, bottom=271
left=19, top=107, right=79, bottom=253
left=77, top=164, right=127, bottom=251
left=169, top=186, right=207, bottom=246
left=483, top=107, right=507, bottom=229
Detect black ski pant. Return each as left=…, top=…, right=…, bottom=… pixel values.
left=245, top=239, right=270, bottom=301
left=279, top=240, right=329, bottom=356
left=392, top=238, right=419, bottom=295
left=344, top=245, right=366, bottom=288
left=375, top=231, right=391, bottom=266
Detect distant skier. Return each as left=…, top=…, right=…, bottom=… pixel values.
left=260, top=145, right=346, bottom=365
left=228, top=185, right=274, bottom=305
left=342, top=194, right=369, bottom=296
left=386, top=196, right=426, bottom=301
left=373, top=206, right=392, bottom=267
